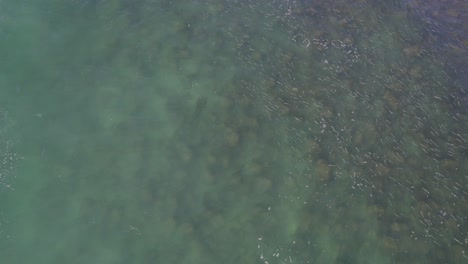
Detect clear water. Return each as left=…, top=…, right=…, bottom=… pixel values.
left=0, top=1, right=467, bottom=263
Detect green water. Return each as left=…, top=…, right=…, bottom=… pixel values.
left=1, top=1, right=467, bottom=263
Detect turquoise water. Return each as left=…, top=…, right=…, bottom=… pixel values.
left=0, top=1, right=467, bottom=263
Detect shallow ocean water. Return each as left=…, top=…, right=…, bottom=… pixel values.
left=0, top=1, right=467, bottom=263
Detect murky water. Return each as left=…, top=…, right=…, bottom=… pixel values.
left=0, top=1, right=467, bottom=263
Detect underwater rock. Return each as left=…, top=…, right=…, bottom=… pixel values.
left=400, top=0, right=467, bottom=86
left=401, top=0, right=467, bottom=46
